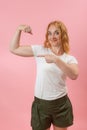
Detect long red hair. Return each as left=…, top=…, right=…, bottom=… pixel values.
left=44, top=21, right=70, bottom=53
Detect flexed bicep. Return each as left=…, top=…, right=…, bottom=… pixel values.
left=12, top=45, right=34, bottom=57
left=9, top=24, right=33, bottom=57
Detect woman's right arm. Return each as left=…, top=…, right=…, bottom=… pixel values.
left=9, top=25, right=34, bottom=57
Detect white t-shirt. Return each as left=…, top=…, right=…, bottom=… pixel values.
left=31, top=45, right=78, bottom=100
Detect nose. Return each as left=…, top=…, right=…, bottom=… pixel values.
left=52, top=33, right=56, bottom=39
left=51, top=33, right=55, bottom=38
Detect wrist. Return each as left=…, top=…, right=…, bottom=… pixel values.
left=15, top=28, right=22, bottom=35
left=16, top=26, right=22, bottom=32
left=53, top=56, right=59, bottom=63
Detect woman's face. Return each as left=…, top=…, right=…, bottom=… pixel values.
left=47, top=25, right=61, bottom=47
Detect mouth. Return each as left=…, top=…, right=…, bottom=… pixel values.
left=52, top=38, right=57, bottom=42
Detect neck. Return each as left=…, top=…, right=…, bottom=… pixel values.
left=51, top=45, right=64, bottom=55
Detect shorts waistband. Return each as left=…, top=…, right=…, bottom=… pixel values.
left=34, top=95, right=68, bottom=105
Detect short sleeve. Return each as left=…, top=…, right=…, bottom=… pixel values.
left=67, top=55, right=78, bottom=64
left=31, top=45, right=43, bottom=56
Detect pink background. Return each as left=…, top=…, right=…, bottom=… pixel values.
left=0, top=0, right=87, bottom=130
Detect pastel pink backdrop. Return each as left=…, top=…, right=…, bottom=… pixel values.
left=0, top=0, right=87, bottom=130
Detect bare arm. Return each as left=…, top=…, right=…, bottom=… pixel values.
left=54, top=58, right=79, bottom=80
left=38, top=54, right=79, bottom=80
left=9, top=25, right=34, bottom=57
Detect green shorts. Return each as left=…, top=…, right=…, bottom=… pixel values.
left=31, top=95, right=73, bottom=130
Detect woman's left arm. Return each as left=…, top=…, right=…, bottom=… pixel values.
left=54, top=57, right=79, bottom=80
left=38, top=54, right=79, bottom=80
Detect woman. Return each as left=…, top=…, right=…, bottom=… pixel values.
left=10, top=21, right=79, bottom=130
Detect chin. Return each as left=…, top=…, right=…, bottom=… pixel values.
left=50, top=42, right=58, bottom=47
left=53, top=43, right=58, bottom=47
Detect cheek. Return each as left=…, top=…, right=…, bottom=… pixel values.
left=57, top=35, right=61, bottom=40
left=48, top=36, right=51, bottom=41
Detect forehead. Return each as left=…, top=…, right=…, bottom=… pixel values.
left=48, top=25, right=60, bottom=31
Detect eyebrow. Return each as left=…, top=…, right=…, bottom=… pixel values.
left=48, top=30, right=60, bottom=33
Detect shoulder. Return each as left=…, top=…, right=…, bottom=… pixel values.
left=64, top=53, right=76, bottom=58
left=31, top=45, right=45, bottom=50
left=31, top=45, right=48, bottom=56
left=62, top=53, right=78, bottom=64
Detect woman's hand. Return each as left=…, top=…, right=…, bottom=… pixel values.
left=37, top=54, right=57, bottom=63
left=17, top=25, right=32, bottom=34
left=37, top=54, right=79, bottom=80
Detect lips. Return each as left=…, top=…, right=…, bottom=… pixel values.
left=53, top=38, right=57, bottom=41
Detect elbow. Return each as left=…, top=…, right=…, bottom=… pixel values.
left=9, top=47, right=16, bottom=54
left=71, top=73, right=79, bottom=80
left=9, top=48, right=14, bottom=53
left=9, top=48, right=17, bottom=55
left=9, top=48, right=13, bottom=53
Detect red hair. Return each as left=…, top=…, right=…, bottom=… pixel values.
left=44, top=21, right=70, bottom=53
